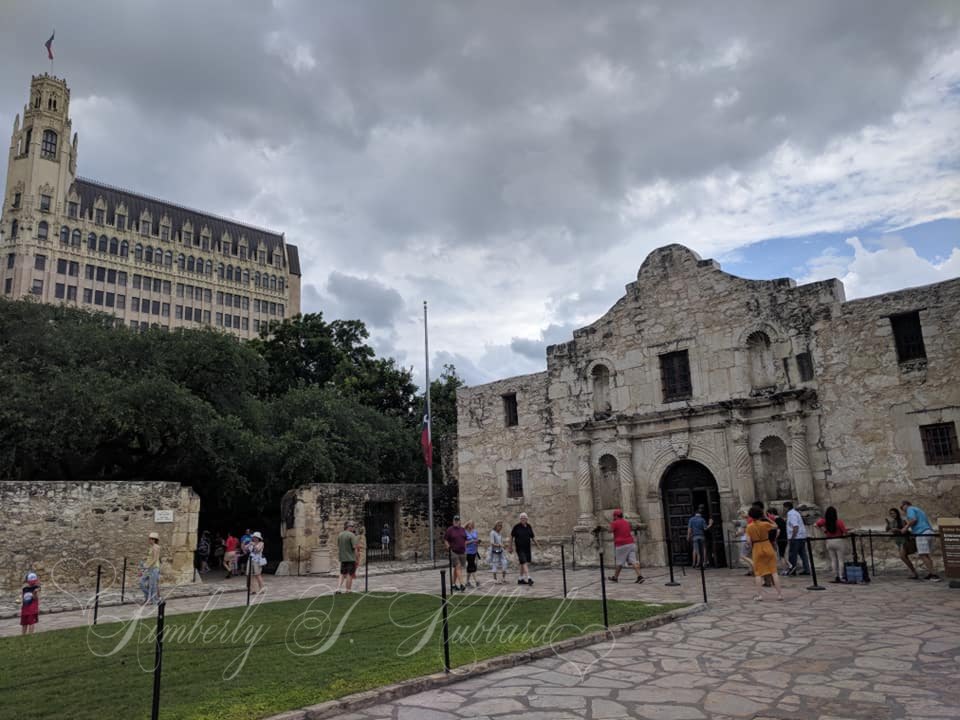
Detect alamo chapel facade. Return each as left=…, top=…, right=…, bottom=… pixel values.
left=456, top=244, right=960, bottom=566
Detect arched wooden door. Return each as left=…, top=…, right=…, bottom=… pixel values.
left=661, top=460, right=726, bottom=567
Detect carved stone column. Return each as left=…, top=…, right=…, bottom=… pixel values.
left=616, top=440, right=638, bottom=518
left=788, top=415, right=816, bottom=505
left=729, top=420, right=754, bottom=507
left=575, top=441, right=595, bottom=529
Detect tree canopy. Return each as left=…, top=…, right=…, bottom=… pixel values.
left=0, top=299, right=463, bottom=521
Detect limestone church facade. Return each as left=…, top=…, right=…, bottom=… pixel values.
left=456, top=244, right=960, bottom=565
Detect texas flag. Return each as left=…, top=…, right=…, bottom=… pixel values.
left=45, top=31, right=55, bottom=60
left=420, top=414, right=433, bottom=468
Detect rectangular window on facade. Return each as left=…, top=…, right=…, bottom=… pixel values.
left=40, top=195, right=52, bottom=212
left=183, top=231, right=193, bottom=245
left=118, top=271, right=127, bottom=286
left=105, top=292, right=115, bottom=308
left=184, top=306, right=193, bottom=321
left=94, top=208, right=104, bottom=225
left=57, top=258, right=67, bottom=274
left=13, top=192, right=22, bottom=209
left=506, top=469, right=524, bottom=499
left=216, top=312, right=223, bottom=326
left=55, top=283, right=65, bottom=299
left=204, top=289, right=211, bottom=302
left=203, top=310, right=211, bottom=323
left=152, top=278, right=161, bottom=293
left=35, top=255, right=46, bottom=271
left=4, top=278, right=11, bottom=295
left=920, top=422, right=960, bottom=465
left=141, top=221, right=151, bottom=236
left=68, top=201, right=78, bottom=218
left=67, top=285, right=77, bottom=301
left=107, top=269, right=116, bottom=284
left=162, top=303, right=170, bottom=317
left=116, top=214, right=125, bottom=230
left=253, top=319, right=260, bottom=333
left=162, top=280, right=171, bottom=295
left=233, top=314, right=240, bottom=328
left=69, top=261, right=79, bottom=277
left=269, top=302, right=277, bottom=315
left=216, top=291, right=223, bottom=305
left=796, top=352, right=814, bottom=382
left=185, top=285, right=194, bottom=300
left=224, top=314, right=232, bottom=328
left=242, top=297, right=249, bottom=311
left=96, top=266, right=106, bottom=282
left=31, top=279, right=43, bottom=295
left=254, top=299, right=260, bottom=313
left=241, top=317, right=249, bottom=331
left=160, top=226, right=169, bottom=241
left=890, top=311, right=926, bottom=363
left=503, top=393, right=519, bottom=427
left=279, top=304, right=285, bottom=316
left=151, top=300, right=160, bottom=316
left=175, top=305, right=183, bottom=320
left=6, top=253, right=15, bottom=269
left=131, top=297, right=140, bottom=312
left=133, top=274, right=141, bottom=289
left=176, top=283, right=184, bottom=298
left=659, top=349, right=693, bottom=402
left=225, top=294, right=233, bottom=308
left=116, top=294, right=125, bottom=310
left=94, top=290, right=104, bottom=306
left=83, top=288, right=92, bottom=304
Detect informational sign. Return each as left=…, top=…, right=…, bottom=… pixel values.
left=154, top=509, right=174, bottom=523
left=939, top=518, right=960, bottom=580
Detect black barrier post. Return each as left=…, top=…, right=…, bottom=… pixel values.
left=447, top=550, right=454, bottom=591
left=805, top=537, right=825, bottom=591
left=120, top=557, right=127, bottom=603
left=561, top=543, right=568, bottom=598
left=850, top=533, right=859, bottom=563
left=439, top=570, right=451, bottom=673
left=665, top=536, right=680, bottom=586
left=699, top=560, right=707, bottom=604
left=868, top=530, right=876, bottom=576
left=151, top=600, right=166, bottom=720
left=246, top=555, right=252, bottom=606
left=93, top=564, right=102, bottom=625
left=598, top=550, right=609, bottom=630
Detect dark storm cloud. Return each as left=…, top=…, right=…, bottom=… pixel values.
left=324, top=272, right=405, bottom=328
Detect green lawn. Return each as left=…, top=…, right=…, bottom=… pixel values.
left=0, top=592, right=682, bottom=720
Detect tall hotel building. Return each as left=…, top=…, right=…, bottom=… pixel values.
left=1, top=74, right=301, bottom=336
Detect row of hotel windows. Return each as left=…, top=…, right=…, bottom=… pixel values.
left=499, top=422, right=959, bottom=500
left=8, top=182, right=282, bottom=265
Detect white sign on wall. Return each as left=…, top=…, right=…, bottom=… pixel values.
left=154, top=509, right=174, bottom=523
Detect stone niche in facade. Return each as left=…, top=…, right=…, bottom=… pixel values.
left=0, top=480, right=200, bottom=593
left=279, top=482, right=457, bottom=575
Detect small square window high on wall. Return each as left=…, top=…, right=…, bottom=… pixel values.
left=506, top=469, right=524, bottom=499
left=503, top=393, right=519, bottom=427
left=659, top=349, right=692, bottom=402
left=920, top=422, right=960, bottom=465
left=890, top=311, right=926, bottom=363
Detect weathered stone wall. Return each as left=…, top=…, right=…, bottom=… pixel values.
left=814, top=278, right=960, bottom=528
left=0, top=481, right=199, bottom=592
left=280, top=483, right=457, bottom=573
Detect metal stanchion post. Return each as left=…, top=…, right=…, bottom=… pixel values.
left=93, top=564, right=102, bottom=625
left=850, top=533, right=859, bottom=563
left=665, top=537, right=680, bottom=586
left=151, top=600, right=166, bottom=720
left=246, top=556, right=252, bottom=606
left=440, top=570, right=451, bottom=673
left=599, top=551, right=609, bottom=630
left=805, top=537, right=825, bottom=590
left=699, top=560, right=707, bottom=604
left=120, top=557, right=127, bottom=603
left=561, top=543, right=568, bottom=598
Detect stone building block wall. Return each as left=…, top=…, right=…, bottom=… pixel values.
left=0, top=481, right=199, bottom=592
left=814, top=278, right=960, bottom=528
left=281, top=482, right=457, bottom=572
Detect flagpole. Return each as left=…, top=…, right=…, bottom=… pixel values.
left=424, top=301, right=434, bottom=562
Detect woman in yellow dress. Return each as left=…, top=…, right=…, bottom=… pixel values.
left=746, top=506, right=784, bottom=601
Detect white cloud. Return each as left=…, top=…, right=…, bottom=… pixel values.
left=800, top=236, right=960, bottom=298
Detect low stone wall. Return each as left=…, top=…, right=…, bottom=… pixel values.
left=280, top=483, right=457, bottom=574
left=0, top=480, right=199, bottom=593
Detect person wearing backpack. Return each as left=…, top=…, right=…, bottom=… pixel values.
left=20, top=571, right=40, bottom=635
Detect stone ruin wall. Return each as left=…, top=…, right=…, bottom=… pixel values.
left=280, top=482, right=457, bottom=574
left=814, top=277, right=960, bottom=530
left=0, top=480, right=199, bottom=593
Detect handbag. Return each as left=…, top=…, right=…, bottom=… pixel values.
left=258, top=555, right=268, bottom=567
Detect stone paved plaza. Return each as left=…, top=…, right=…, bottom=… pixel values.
left=3, top=564, right=959, bottom=719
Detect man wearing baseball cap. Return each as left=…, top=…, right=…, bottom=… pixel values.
left=509, top=512, right=540, bottom=585
left=609, top=509, right=644, bottom=584
left=444, top=515, right=468, bottom=591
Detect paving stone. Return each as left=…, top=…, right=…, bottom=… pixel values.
left=631, top=706, right=706, bottom=720
left=456, top=698, right=526, bottom=715
left=590, top=699, right=632, bottom=719
left=703, top=691, right=769, bottom=717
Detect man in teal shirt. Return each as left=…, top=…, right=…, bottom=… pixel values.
left=900, top=501, right=940, bottom=582
left=336, top=520, right=360, bottom=594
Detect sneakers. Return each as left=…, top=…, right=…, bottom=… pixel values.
left=785, top=565, right=798, bottom=577
left=607, top=576, right=619, bottom=583
left=635, top=576, right=645, bottom=584
left=926, top=574, right=942, bottom=582
left=518, top=578, right=526, bottom=585
left=459, top=584, right=466, bottom=591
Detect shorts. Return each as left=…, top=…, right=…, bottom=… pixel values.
left=691, top=537, right=705, bottom=554
left=489, top=551, right=508, bottom=571
left=915, top=534, right=935, bottom=555
left=466, top=552, right=478, bottom=573
left=451, top=552, right=466, bottom=568
left=340, top=561, right=357, bottom=577
left=516, top=548, right=532, bottom=565
left=251, top=562, right=263, bottom=576
left=615, top=544, right=637, bottom=567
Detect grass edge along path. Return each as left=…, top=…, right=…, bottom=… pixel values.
left=0, top=591, right=684, bottom=720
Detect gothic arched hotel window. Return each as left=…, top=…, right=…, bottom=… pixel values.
left=205, top=260, right=212, bottom=275
left=187, top=256, right=195, bottom=272
left=218, top=263, right=224, bottom=279
left=88, top=232, right=97, bottom=250
left=145, top=246, right=154, bottom=264
left=134, top=244, right=143, bottom=262
left=120, top=240, right=129, bottom=257
left=59, top=226, right=69, bottom=244
left=110, top=237, right=119, bottom=255
left=98, top=235, right=108, bottom=253
left=37, top=221, right=49, bottom=241
left=178, top=254, right=185, bottom=270
left=71, top=229, right=81, bottom=246
left=226, top=265, right=234, bottom=281
left=164, top=251, right=172, bottom=267
left=41, top=129, right=57, bottom=158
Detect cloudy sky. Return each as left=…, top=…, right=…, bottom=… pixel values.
left=2, top=1, right=958, bottom=386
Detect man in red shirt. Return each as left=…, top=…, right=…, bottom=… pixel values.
left=608, top=509, right=644, bottom=583
left=223, top=532, right=239, bottom=578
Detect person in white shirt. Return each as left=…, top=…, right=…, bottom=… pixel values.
left=783, top=501, right=810, bottom=575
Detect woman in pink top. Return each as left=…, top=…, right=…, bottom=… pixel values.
left=815, top=507, right=848, bottom=583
